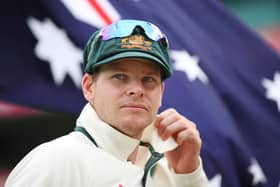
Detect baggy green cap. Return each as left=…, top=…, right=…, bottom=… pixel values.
left=83, top=20, right=173, bottom=80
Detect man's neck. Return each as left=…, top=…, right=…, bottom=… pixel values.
left=127, top=146, right=139, bottom=163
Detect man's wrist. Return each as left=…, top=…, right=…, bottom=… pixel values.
left=172, top=156, right=200, bottom=174
left=171, top=157, right=209, bottom=187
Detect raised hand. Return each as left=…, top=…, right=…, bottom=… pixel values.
left=155, top=108, right=202, bottom=173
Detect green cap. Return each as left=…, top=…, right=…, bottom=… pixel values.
left=83, top=21, right=173, bottom=80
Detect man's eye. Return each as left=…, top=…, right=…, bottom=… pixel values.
left=143, top=76, right=155, bottom=83
left=113, top=74, right=126, bottom=80
left=143, top=76, right=157, bottom=83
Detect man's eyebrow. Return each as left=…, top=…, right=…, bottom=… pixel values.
left=103, top=64, right=161, bottom=75
left=100, top=64, right=126, bottom=72
left=107, top=67, right=128, bottom=72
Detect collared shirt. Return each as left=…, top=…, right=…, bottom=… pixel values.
left=5, top=103, right=209, bottom=187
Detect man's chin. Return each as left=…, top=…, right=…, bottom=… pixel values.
left=122, top=117, right=150, bottom=128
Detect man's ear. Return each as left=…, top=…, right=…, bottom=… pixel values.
left=81, top=73, right=94, bottom=102
left=161, top=82, right=165, bottom=94
left=159, top=82, right=165, bottom=107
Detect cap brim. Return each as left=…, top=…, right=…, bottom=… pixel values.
left=93, top=51, right=170, bottom=78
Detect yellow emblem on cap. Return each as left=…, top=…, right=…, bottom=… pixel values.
left=121, top=35, right=152, bottom=50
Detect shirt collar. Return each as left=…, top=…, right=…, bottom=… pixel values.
left=76, top=103, right=178, bottom=161
left=76, top=103, right=139, bottom=161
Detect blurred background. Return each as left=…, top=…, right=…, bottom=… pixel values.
left=0, top=0, right=280, bottom=186
left=224, top=0, right=280, bottom=52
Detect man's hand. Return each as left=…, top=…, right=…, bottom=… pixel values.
left=155, top=108, right=201, bottom=173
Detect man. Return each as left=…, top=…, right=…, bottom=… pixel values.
left=5, top=19, right=208, bottom=186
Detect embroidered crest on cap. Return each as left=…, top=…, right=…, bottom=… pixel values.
left=121, top=35, right=152, bottom=51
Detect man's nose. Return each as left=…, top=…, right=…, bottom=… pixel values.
left=127, top=80, right=144, bottom=97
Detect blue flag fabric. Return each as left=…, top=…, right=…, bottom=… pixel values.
left=1, top=0, right=280, bottom=186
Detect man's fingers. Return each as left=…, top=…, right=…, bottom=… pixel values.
left=160, top=120, right=186, bottom=140
left=156, top=112, right=180, bottom=136
left=156, top=108, right=199, bottom=142
left=176, top=128, right=201, bottom=146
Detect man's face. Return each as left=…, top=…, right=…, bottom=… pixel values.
left=84, top=58, right=164, bottom=139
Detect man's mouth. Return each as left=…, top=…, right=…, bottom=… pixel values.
left=121, top=103, right=148, bottom=111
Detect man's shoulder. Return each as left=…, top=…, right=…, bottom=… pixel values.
left=5, top=133, right=97, bottom=186
left=32, top=132, right=94, bottom=157
left=9, top=133, right=95, bottom=173
left=22, top=134, right=75, bottom=161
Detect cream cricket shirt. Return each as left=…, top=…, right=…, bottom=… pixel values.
left=5, top=104, right=208, bottom=187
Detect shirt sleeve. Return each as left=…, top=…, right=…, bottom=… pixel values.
left=171, top=157, right=209, bottom=187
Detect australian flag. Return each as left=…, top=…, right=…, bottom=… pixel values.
left=1, top=0, right=280, bottom=186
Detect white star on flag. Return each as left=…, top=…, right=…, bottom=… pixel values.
left=170, top=50, right=208, bottom=84
left=27, top=17, right=83, bottom=88
left=262, top=71, right=280, bottom=112
left=209, top=174, right=222, bottom=187
left=248, top=158, right=267, bottom=185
